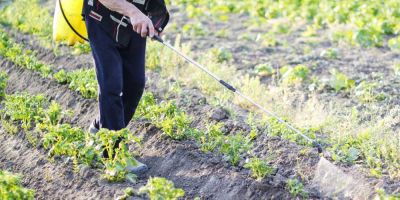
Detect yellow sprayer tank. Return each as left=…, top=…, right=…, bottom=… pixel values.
left=53, top=0, right=88, bottom=46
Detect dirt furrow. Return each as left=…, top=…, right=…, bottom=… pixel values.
left=0, top=57, right=296, bottom=199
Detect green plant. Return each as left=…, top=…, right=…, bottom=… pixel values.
left=281, top=65, right=311, bottom=85
left=0, top=170, right=35, bottom=200
left=320, top=48, right=338, bottom=59
left=1, top=93, right=46, bottom=130
left=254, top=63, right=275, bottom=77
left=286, top=179, right=308, bottom=198
left=136, top=93, right=192, bottom=140
left=53, top=69, right=68, bottom=84
left=45, top=101, right=63, bottom=125
left=212, top=48, right=233, bottom=63
left=330, top=140, right=361, bottom=164
left=0, top=0, right=52, bottom=38
left=393, top=63, right=400, bottom=75
left=353, top=81, right=386, bottom=103
left=181, top=23, right=207, bottom=36
left=353, top=28, right=383, bottom=47
left=0, top=71, right=8, bottom=99
left=1, top=119, right=18, bottom=134
left=0, top=91, right=144, bottom=182
left=195, top=123, right=224, bottom=153
left=72, top=43, right=91, bottom=55
left=267, top=118, right=316, bottom=146
left=244, top=157, right=275, bottom=180
left=388, top=36, right=400, bottom=51
left=96, top=128, right=141, bottom=182
left=116, top=187, right=135, bottom=200
left=220, top=133, right=252, bottom=166
left=0, top=31, right=52, bottom=78
left=138, top=177, right=185, bottom=200
left=329, top=69, right=355, bottom=92
left=376, top=188, right=400, bottom=200
left=42, top=124, right=86, bottom=158
left=67, top=69, right=98, bottom=99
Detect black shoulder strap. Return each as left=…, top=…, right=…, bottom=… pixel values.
left=58, top=0, right=89, bottom=42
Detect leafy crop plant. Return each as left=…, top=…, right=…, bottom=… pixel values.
left=138, top=177, right=185, bottom=200
left=0, top=170, right=35, bottom=200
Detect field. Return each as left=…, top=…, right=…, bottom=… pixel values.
left=0, top=0, right=399, bottom=199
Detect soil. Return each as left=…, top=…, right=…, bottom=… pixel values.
left=0, top=33, right=304, bottom=199
left=0, top=2, right=399, bottom=199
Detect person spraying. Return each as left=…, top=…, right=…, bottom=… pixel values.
left=80, top=0, right=169, bottom=174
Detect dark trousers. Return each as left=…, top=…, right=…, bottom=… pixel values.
left=85, top=15, right=146, bottom=131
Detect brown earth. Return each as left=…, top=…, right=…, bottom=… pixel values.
left=1, top=3, right=399, bottom=198
left=0, top=38, right=308, bottom=199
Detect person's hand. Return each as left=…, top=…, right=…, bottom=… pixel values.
left=129, top=10, right=155, bottom=38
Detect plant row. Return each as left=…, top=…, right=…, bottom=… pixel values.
left=168, top=0, right=400, bottom=50
left=0, top=30, right=96, bottom=98
left=3, top=7, right=400, bottom=184
left=0, top=72, right=186, bottom=200
left=0, top=30, right=291, bottom=183
left=3, top=11, right=399, bottom=184
left=146, top=36, right=400, bottom=179
left=2, top=0, right=399, bottom=192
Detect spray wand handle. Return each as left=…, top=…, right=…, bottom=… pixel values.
left=152, top=35, right=164, bottom=43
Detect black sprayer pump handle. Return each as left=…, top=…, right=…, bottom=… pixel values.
left=152, top=35, right=164, bottom=43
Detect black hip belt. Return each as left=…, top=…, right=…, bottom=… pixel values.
left=83, top=0, right=169, bottom=47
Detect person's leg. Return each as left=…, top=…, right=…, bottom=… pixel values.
left=85, top=15, right=125, bottom=131
left=119, top=33, right=147, bottom=126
